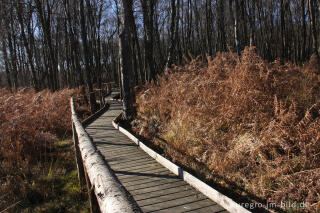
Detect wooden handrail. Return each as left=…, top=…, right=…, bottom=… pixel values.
left=71, top=98, right=140, bottom=213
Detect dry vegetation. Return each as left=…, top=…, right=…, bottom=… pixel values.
left=133, top=47, right=320, bottom=212
left=0, top=88, right=90, bottom=212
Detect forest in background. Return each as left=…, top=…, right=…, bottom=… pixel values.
left=1, top=0, right=320, bottom=212
left=0, top=0, right=320, bottom=92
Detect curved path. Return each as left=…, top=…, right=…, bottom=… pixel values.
left=85, top=94, right=228, bottom=213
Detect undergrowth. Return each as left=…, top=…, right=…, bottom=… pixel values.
left=133, top=47, right=320, bottom=212
left=0, top=88, right=90, bottom=212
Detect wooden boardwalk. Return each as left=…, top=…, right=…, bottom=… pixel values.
left=85, top=95, right=228, bottom=213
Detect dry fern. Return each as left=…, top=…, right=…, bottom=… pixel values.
left=133, top=47, right=320, bottom=212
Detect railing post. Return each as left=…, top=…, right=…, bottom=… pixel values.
left=84, top=167, right=100, bottom=213
left=102, top=89, right=105, bottom=106
left=100, top=89, right=103, bottom=107
left=72, top=122, right=86, bottom=189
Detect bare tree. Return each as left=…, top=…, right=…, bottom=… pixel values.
left=16, top=1, right=39, bottom=90
left=141, top=0, right=156, bottom=82
left=119, top=0, right=134, bottom=119
left=35, top=0, right=59, bottom=90
left=80, top=0, right=97, bottom=113
left=166, top=0, right=178, bottom=69
left=308, top=0, right=319, bottom=57
left=217, top=0, right=226, bottom=51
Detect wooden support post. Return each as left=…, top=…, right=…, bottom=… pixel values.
left=72, top=123, right=86, bottom=190
left=102, top=89, right=105, bottom=105
left=100, top=90, right=103, bottom=107
left=84, top=166, right=100, bottom=213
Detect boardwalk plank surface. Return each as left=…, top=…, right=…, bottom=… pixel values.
left=85, top=95, right=227, bottom=213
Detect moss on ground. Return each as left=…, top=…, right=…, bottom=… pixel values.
left=4, top=139, right=89, bottom=213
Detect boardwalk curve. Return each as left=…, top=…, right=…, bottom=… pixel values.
left=84, top=93, right=236, bottom=213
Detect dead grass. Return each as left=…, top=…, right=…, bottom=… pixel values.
left=0, top=88, right=90, bottom=212
left=133, top=47, right=320, bottom=212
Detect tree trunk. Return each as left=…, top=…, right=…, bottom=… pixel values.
left=175, top=0, right=181, bottom=63
left=217, top=0, right=227, bottom=51
left=125, top=5, right=143, bottom=85
left=240, top=0, right=248, bottom=47
left=233, top=0, right=240, bottom=55
left=119, top=0, right=134, bottom=120
left=16, top=2, right=39, bottom=91
left=206, top=0, right=213, bottom=56
left=35, top=0, right=59, bottom=90
left=141, top=0, right=156, bottom=82
left=80, top=0, right=97, bottom=114
left=280, top=0, right=287, bottom=60
left=308, top=0, right=319, bottom=57
left=301, top=0, right=307, bottom=60
left=7, top=30, right=18, bottom=90
left=1, top=40, right=12, bottom=89
left=114, top=0, right=123, bottom=99
left=166, top=0, right=177, bottom=69
left=248, top=0, right=256, bottom=46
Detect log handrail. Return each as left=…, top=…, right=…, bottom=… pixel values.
left=71, top=98, right=140, bottom=213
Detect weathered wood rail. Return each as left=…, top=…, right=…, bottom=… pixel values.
left=71, top=97, right=141, bottom=213
left=93, top=82, right=113, bottom=107
left=74, top=82, right=112, bottom=108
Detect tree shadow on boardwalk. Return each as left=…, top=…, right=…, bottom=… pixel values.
left=94, top=141, right=138, bottom=147
left=114, top=170, right=179, bottom=180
